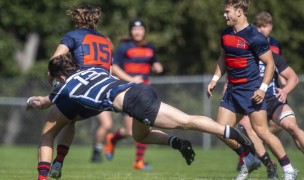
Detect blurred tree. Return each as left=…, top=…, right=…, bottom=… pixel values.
left=0, top=0, right=304, bottom=78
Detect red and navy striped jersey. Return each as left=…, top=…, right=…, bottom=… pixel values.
left=60, top=28, right=113, bottom=72
left=221, top=25, right=270, bottom=84
left=49, top=67, right=135, bottom=111
left=269, top=37, right=282, bottom=55
left=113, top=40, right=157, bottom=84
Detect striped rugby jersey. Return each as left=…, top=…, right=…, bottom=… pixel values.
left=221, top=24, right=270, bottom=84
left=49, top=67, right=135, bottom=111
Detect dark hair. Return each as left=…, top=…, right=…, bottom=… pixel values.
left=224, top=0, right=250, bottom=17
left=67, top=5, right=102, bottom=30
left=128, top=18, right=146, bottom=35
left=48, top=53, right=79, bottom=78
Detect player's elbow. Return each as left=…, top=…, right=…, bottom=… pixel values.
left=294, top=75, right=299, bottom=86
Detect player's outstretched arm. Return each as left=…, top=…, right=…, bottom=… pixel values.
left=26, top=96, right=53, bottom=111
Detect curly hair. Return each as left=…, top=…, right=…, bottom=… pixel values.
left=67, top=5, right=102, bottom=30
left=48, top=53, right=79, bottom=78
left=224, top=0, right=250, bottom=17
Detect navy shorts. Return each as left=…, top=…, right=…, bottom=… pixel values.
left=220, top=79, right=266, bottom=115
left=266, top=95, right=288, bottom=120
left=56, top=99, right=101, bottom=120
left=122, top=83, right=161, bottom=126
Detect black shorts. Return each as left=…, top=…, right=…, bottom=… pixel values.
left=122, top=83, right=161, bottom=126
left=266, top=95, right=288, bottom=120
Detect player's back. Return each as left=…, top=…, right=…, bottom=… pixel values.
left=61, top=29, right=113, bottom=71
left=50, top=68, right=134, bottom=111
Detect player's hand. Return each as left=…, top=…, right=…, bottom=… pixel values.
left=275, top=88, right=287, bottom=103
left=26, top=97, right=34, bottom=111
left=131, top=75, right=144, bottom=84
left=251, top=89, right=265, bottom=104
left=152, top=62, right=163, bottom=73
left=207, top=81, right=217, bottom=98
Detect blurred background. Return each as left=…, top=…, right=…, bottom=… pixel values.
left=1, top=0, right=304, bottom=149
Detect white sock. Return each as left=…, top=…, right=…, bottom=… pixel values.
left=95, top=143, right=103, bottom=151
left=282, top=164, right=293, bottom=172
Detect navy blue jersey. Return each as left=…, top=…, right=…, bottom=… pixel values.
left=49, top=68, right=135, bottom=112
left=259, top=53, right=288, bottom=96
left=269, top=37, right=282, bottom=55
left=221, top=25, right=270, bottom=84
left=60, top=28, right=113, bottom=71
left=113, top=40, right=157, bottom=83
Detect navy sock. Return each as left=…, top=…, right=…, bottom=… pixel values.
left=37, top=161, right=51, bottom=177
left=168, top=136, right=182, bottom=150
left=260, top=152, right=273, bottom=167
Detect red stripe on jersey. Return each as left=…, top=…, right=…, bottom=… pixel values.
left=222, top=35, right=249, bottom=49
left=228, top=76, right=248, bottom=83
left=270, top=46, right=280, bottom=55
left=225, top=56, right=248, bottom=68
left=126, top=47, right=154, bottom=58
left=143, top=79, right=150, bottom=84
left=82, top=34, right=112, bottom=70
left=124, top=63, right=151, bottom=74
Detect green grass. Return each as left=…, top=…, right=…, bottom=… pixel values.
left=0, top=145, right=303, bottom=179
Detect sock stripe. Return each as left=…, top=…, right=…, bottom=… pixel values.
left=224, top=125, right=230, bottom=138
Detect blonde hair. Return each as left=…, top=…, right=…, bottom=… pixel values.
left=67, top=5, right=102, bottom=30
left=254, top=11, right=273, bottom=27
left=224, top=0, right=250, bottom=17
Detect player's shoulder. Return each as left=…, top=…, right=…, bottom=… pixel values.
left=117, top=40, right=135, bottom=49
left=269, top=37, right=281, bottom=45
left=65, top=28, right=106, bottom=38
left=145, top=41, right=156, bottom=48
left=222, top=27, right=233, bottom=35
left=244, top=25, right=264, bottom=38
left=243, top=25, right=267, bottom=44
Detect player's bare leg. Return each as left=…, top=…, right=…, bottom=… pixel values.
left=239, top=116, right=278, bottom=178
left=92, top=111, right=112, bottom=162
left=38, top=106, right=70, bottom=180
left=249, top=110, right=297, bottom=179
left=272, top=104, right=304, bottom=152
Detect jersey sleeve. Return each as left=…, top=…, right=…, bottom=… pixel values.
left=149, top=43, right=158, bottom=64
left=251, top=34, right=270, bottom=57
left=273, top=53, right=288, bottom=73
left=113, top=44, right=126, bottom=68
left=48, top=83, right=66, bottom=103
left=60, top=32, right=74, bottom=50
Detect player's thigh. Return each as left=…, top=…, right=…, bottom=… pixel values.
left=153, top=102, right=190, bottom=129
left=123, top=114, right=133, bottom=134
left=272, top=104, right=295, bottom=125
left=96, top=111, right=113, bottom=129
left=248, top=110, right=268, bottom=132
left=132, top=118, right=151, bottom=141
left=43, top=106, right=71, bottom=136
left=216, top=107, right=238, bottom=126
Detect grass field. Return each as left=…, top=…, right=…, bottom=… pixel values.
left=0, top=145, right=303, bottom=179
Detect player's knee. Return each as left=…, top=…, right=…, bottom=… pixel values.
left=103, top=123, right=112, bottom=130
left=254, top=129, right=268, bottom=140
left=282, top=121, right=298, bottom=135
